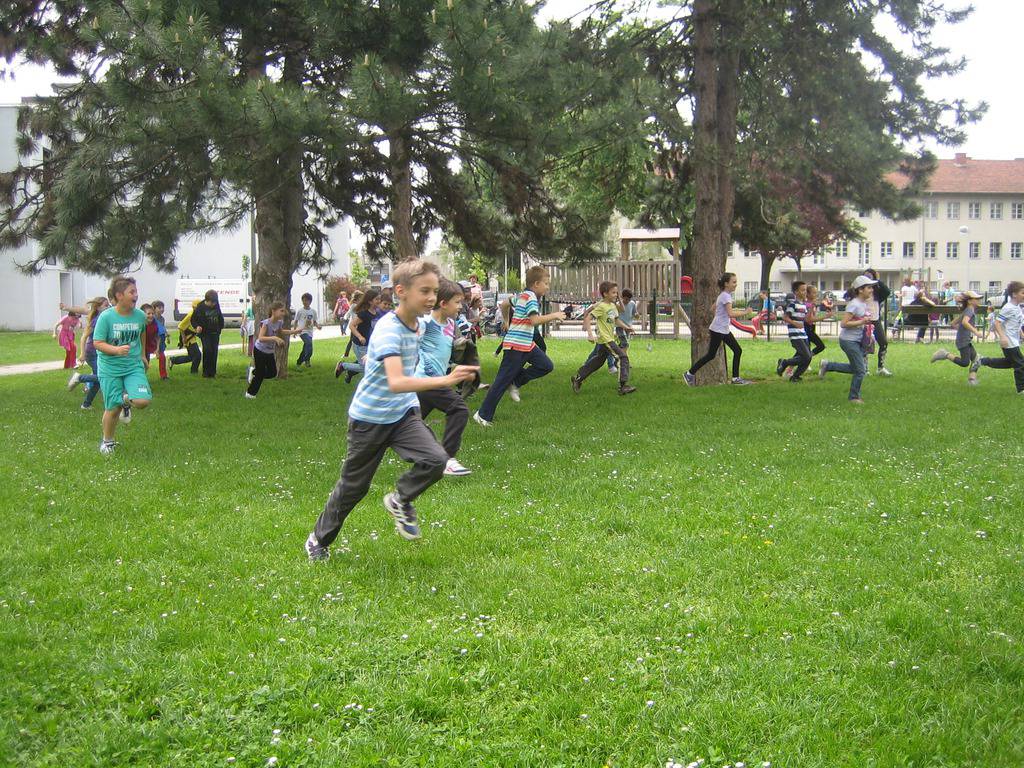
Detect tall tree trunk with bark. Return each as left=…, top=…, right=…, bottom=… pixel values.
left=689, top=0, right=742, bottom=384
left=388, top=128, right=418, bottom=262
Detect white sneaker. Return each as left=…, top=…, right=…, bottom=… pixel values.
left=878, top=367, right=893, bottom=377
left=119, top=395, right=132, bottom=424
left=67, top=371, right=81, bottom=391
left=244, top=392, right=257, bottom=399
left=246, top=366, right=254, bottom=384
left=930, top=350, right=949, bottom=363
left=444, top=458, right=472, bottom=476
left=99, top=440, right=117, bottom=455
left=819, top=359, right=829, bottom=379
left=472, top=411, right=493, bottom=427
left=508, top=385, right=521, bottom=403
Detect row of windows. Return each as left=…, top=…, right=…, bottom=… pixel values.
left=741, top=280, right=1006, bottom=299
left=861, top=201, right=1024, bottom=220
left=743, top=241, right=1024, bottom=260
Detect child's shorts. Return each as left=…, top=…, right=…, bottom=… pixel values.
left=100, top=370, right=152, bottom=410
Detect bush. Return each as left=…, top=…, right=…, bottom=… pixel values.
left=323, top=275, right=361, bottom=319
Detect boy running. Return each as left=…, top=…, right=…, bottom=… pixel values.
left=473, top=266, right=566, bottom=426
left=293, top=292, right=322, bottom=368
left=305, top=260, right=478, bottom=560
left=776, top=281, right=812, bottom=383
left=152, top=300, right=169, bottom=379
left=571, top=281, right=636, bottom=395
left=92, top=276, right=152, bottom=454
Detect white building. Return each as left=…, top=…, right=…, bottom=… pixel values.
left=725, top=154, right=1024, bottom=299
left=0, top=102, right=352, bottom=330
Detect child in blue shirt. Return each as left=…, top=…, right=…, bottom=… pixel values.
left=306, top=261, right=478, bottom=560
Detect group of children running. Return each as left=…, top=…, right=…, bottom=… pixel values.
left=54, top=263, right=1024, bottom=557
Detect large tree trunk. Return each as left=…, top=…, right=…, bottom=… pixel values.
left=689, top=0, right=742, bottom=385
left=759, top=254, right=775, bottom=291
left=388, top=128, right=418, bottom=262
left=247, top=44, right=307, bottom=378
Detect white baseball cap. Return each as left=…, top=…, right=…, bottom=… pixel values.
left=850, top=275, right=878, bottom=290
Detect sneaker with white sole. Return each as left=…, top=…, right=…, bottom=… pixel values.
left=570, top=375, right=582, bottom=393
left=819, top=359, right=829, bottom=379
left=67, top=371, right=81, bottom=391
left=247, top=365, right=255, bottom=384
left=119, top=394, right=132, bottom=424
left=968, top=373, right=978, bottom=386
left=969, top=358, right=981, bottom=375
left=99, top=440, right=118, bottom=455
left=618, top=384, right=637, bottom=395
left=383, top=492, right=421, bottom=540
left=508, top=385, right=521, bottom=403
left=244, top=392, right=257, bottom=399
left=608, top=365, right=618, bottom=375
left=444, top=458, right=472, bottom=476
left=731, top=377, right=752, bottom=385
left=783, top=366, right=794, bottom=380
left=878, top=367, right=893, bottom=377
left=305, top=532, right=330, bottom=561
left=683, top=371, right=696, bottom=387
left=930, top=349, right=949, bottom=363
left=473, top=411, right=493, bottom=427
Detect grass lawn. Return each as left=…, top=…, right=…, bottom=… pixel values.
left=0, top=331, right=69, bottom=366
left=2, top=337, right=1021, bottom=767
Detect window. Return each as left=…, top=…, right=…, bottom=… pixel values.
left=969, top=281, right=981, bottom=293
left=923, top=201, right=938, bottom=219
left=902, top=242, right=915, bottom=259
left=811, top=250, right=825, bottom=266
left=989, top=281, right=1002, bottom=294
left=924, top=242, right=937, bottom=259
left=968, top=202, right=981, bottom=219
left=743, top=281, right=759, bottom=298
left=835, top=241, right=848, bottom=258
left=859, top=241, right=871, bottom=261
left=743, top=248, right=757, bottom=259
left=990, top=202, right=1003, bottom=220
left=769, top=281, right=782, bottom=293
left=858, top=209, right=870, bottom=218
left=946, top=242, right=959, bottom=260
left=1013, top=202, right=1023, bottom=220
left=1012, top=242, right=1023, bottom=260
left=880, top=241, right=893, bottom=259
left=969, top=242, right=980, bottom=259
left=44, top=256, right=57, bottom=267
left=946, top=201, right=960, bottom=219
left=990, top=242, right=1002, bottom=259
left=948, top=280, right=960, bottom=290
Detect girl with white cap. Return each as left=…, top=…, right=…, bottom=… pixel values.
left=817, top=275, right=876, bottom=404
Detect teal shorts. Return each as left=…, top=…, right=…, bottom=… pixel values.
left=99, top=370, right=152, bottom=411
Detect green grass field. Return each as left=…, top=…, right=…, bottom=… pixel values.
left=2, top=337, right=1021, bottom=767
left=0, top=331, right=70, bottom=366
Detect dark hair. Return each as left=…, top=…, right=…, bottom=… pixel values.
left=67, top=310, right=79, bottom=318
left=152, top=300, right=164, bottom=310
left=268, top=300, right=286, bottom=316
left=140, top=303, right=153, bottom=311
left=791, top=280, right=806, bottom=293
left=204, top=289, right=219, bottom=303
left=1007, top=281, right=1024, bottom=296
left=957, top=293, right=975, bottom=310
left=621, top=289, right=633, bottom=300
left=716, top=273, right=735, bottom=289
left=864, top=268, right=878, bottom=280
left=845, top=284, right=871, bottom=301
left=301, top=292, right=313, bottom=302
left=598, top=280, right=618, bottom=296
left=353, top=288, right=381, bottom=314
left=435, top=278, right=464, bottom=308
left=108, top=275, right=136, bottom=300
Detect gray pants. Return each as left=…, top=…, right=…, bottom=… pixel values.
left=314, top=409, right=447, bottom=547
left=577, top=341, right=630, bottom=385
left=417, top=387, right=468, bottom=458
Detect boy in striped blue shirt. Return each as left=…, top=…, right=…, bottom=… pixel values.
left=473, top=266, right=567, bottom=426
left=306, top=260, right=478, bottom=561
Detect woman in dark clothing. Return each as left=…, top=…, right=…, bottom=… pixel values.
left=192, top=290, right=225, bottom=377
left=863, top=268, right=893, bottom=376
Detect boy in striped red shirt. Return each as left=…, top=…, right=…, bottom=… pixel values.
left=473, top=266, right=567, bottom=426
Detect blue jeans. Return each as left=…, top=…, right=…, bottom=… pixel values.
left=296, top=333, right=314, bottom=365
left=477, top=346, right=554, bottom=422
left=342, top=344, right=367, bottom=374
left=825, top=338, right=867, bottom=400
left=81, top=349, right=101, bottom=408
left=585, top=331, right=629, bottom=370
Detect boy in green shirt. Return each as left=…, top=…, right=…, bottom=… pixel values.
left=92, top=276, right=152, bottom=455
left=571, top=280, right=636, bottom=395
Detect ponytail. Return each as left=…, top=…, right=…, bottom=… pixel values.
left=717, top=272, right=735, bottom=290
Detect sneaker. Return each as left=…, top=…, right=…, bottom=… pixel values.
left=67, top=371, right=81, bottom=391
left=878, top=367, right=893, bottom=377
left=344, top=370, right=356, bottom=384
left=968, top=373, right=978, bottom=386
left=244, top=392, right=257, bottom=399
left=618, top=384, right=637, bottom=395
left=334, top=360, right=344, bottom=379
left=783, top=366, right=794, bottom=380
left=444, top=458, right=472, bottom=476
left=305, top=532, right=330, bottom=561
left=81, top=404, right=92, bottom=410
left=305, top=361, right=312, bottom=368
left=99, top=440, right=117, bottom=455
left=731, top=377, right=752, bottom=385
left=776, top=358, right=786, bottom=377
left=789, top=376, right=803, bottom=383
left=969, top=358, right=981, bottom=375
left=818, top=359, right=829, bottom=379
left=247, top=365, right=255, bottom=384
left=930, top=349, right=949, bottom=363
left=119, top=394, right=132, bottom=424
left=477, top=383, right=490, bottom=391
left=383, top=492, right=421, bottom=540
left=683, top=371, right=696, bottom=387
left=508, top=384, right=521, bottom=403
left=167, top=358, right=175, bottom=370
left=608, top=365, right=618, bottom=375
left=472, top=411, right=493, bottom=427
left=570, top=375, right=582, bottom=393
left=850, top=398, right=865, bottom=405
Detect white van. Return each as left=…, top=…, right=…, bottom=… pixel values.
left=173, top=278, right=248, bottom=323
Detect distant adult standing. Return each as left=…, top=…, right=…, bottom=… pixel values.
left=192, top=289, right=225, bottom=377
left=863, top=268, right=892, bottom=376
left=467, top=274, right=484, bottom=305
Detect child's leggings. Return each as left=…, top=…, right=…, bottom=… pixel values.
left=688, top=331, right=741, bottom=379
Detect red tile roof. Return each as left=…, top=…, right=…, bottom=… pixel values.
left=888, top=155, right=1024, bottom=194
